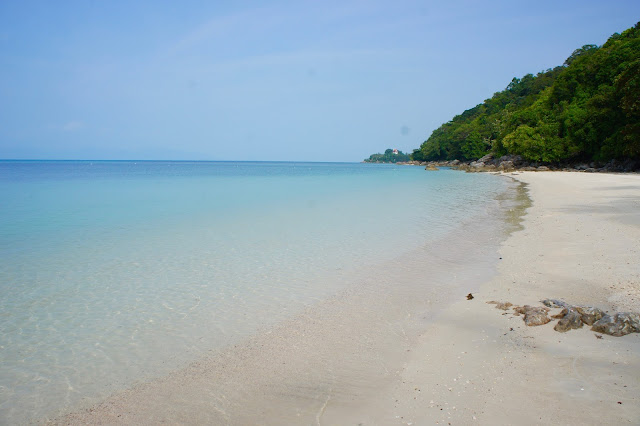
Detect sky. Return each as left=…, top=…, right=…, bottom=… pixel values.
left=1, top=1, right=639, bottom=161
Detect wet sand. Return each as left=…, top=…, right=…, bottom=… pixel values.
left=55, top=172, right=640, bottom=425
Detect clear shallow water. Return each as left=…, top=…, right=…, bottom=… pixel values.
left=0, top=161, right=510, bottom=423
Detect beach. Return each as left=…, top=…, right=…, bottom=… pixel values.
left=357, top=171, right=640, bottom=425
left=55, top=171, right=640, bottom=425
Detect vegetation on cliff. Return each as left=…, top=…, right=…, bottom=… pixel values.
left=412, top=23, right=640, bottom=164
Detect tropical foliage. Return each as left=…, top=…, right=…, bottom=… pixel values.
left=364, top=149, right=411, bottom=163
left=412, top=23, right=640, bottom=163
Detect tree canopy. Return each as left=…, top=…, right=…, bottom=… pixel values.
left=412, top=23, right=640, bottom=163
left=364, top=149, right=411, bottom=163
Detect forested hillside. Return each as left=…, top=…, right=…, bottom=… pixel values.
left=413, top=23, right=640, bottom=163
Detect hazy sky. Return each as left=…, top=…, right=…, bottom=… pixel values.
left=1, top=1, right=639, bottom=161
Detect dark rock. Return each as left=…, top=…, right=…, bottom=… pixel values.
left=554, top=308, right=583, bottom=332
left=574, top=306, right=605, bottom=326
left=466, top=293, right=474, bottom=300
left=591, top=313, right=640, bottom=337
left=498, top=155, right=523, bottom=166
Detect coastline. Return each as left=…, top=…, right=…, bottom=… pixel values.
left=53, top=175, right=520, bottom=425
left=54, top=171, right=640, bottom=424
left=355, top=171, right=640, bottom=424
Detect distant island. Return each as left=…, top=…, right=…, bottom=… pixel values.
left=364, top=149, right=411, bottom=163
left=366, top=22, right=639, bottom=168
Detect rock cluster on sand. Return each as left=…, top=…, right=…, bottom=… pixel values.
left=591, top=313, right=640, bottom=337
left=488, top=299, right=640, bottom=337
left=398, top=155, right=640, bottom=173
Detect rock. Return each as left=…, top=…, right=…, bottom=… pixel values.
left=498, top=155, right=523, bottom=166
left=466, top=293, right=474, bottom=300
left=554, top=308, right=583, bottom=332
left=537, top=166, right=549, bottom=171
left=513, top=305, right=551, bottom=326
left=591, top=313, right=640, bottom=337
left=498, top=160, right=514, bottom=171
left=477, top=154, right=493, bottom=163
left=541, top=299, right=570, bottom=308
left=574, top=306, right=605, bottom=326
left=450, top=159, right=460, bottom=165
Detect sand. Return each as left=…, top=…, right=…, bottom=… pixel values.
left=56, top=171, right=640, bottom=425
left=353, top=171, right=640, bottom=425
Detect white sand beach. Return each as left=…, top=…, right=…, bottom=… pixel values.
left=57, top=171, right=640, bottom=425
left=352, top=171, right=640, bottom=425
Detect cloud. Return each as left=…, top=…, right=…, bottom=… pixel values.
left=63, top=121, right=84, bottom=131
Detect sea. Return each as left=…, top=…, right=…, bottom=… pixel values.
left=0, top=160, right=518, bottom=423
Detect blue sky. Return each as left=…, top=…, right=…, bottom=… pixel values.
left=1, top=1, right=639, bottom=161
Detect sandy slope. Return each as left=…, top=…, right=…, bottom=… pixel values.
left=348, top=171, right=640, bottom=425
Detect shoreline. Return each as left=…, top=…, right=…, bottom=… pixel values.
left=52, top=176, right=521, bottom=425
left=54, top=171, right=640, bottom=424
left=360, top=171, right=640, bottom=424
left=397, top=156, right=640, bottom=174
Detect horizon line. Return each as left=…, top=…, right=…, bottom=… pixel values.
left=0, top=158, right=371, bottom=164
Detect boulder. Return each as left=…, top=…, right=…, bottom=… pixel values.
left=553, top=308, right=583, bottom=332
left=537, top=166, right=550, bottom=171
left=478, top=154, right=493, bottom=163
left=514, top=305, right=551, bottom=326
left=498, top=160, right=514, bottom=171
left=591, top=313, right=640, bottom=337
left=574, top=306, right=605, bottom=325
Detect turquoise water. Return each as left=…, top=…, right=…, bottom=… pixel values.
left=0, top=161, right=510, bottom=423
